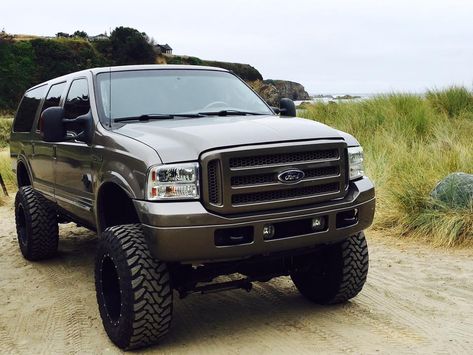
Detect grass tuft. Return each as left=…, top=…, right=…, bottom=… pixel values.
left=426, top=86, right=473, bottom=118
left=0, top=117, right=13, bottom=148
left=0, top=149, right=15, bottom=206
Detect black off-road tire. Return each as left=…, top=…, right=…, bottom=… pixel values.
left=14, top=186, right=59, bottom=260
left=95, top=224, right=173, bottom=350
left=291, top=232, right=369, bottom=304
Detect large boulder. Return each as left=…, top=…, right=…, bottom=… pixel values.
left=431, top=172, right=473, bottom=209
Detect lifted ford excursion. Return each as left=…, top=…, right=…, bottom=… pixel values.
left=11, top=65, right=375, bottom=350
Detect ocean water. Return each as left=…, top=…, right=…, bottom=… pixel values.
left=294, top=93, right=377, bottom=106
left=295, top=92, right=426, bottom=105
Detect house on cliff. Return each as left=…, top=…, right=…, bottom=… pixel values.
left=89, top=33, right=109, bottom=41
left=154, top=44, right=173, bottom=55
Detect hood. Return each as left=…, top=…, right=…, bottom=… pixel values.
left=116, top=115, right=346, bottom=163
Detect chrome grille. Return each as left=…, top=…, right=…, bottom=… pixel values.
left=229, top=149, right=338, bottom=168
left=230, top=166, right=340, bottom=187
left=202, top=141, right=348, bottom=214
left=232, top=183, right=340, bottom=205
left=207, top=159, right=222, bottom=205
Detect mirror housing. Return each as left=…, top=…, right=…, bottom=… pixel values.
left=40, top=106, right=93, bottom=144
left=41, top=107, right=66, bottom=142
left=279, top=98, right=297, bottom=117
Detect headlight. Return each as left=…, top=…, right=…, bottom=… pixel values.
left=348, top=146, right=364, bottom=180
left=146, top=162, right=200, bottom=200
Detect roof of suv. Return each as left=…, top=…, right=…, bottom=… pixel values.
left=91, top=64, right=228, bottom=75
left=30, top=64, right=229, bottom=91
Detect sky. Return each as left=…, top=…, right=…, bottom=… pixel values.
left=2, top=0, right=473, bottom=94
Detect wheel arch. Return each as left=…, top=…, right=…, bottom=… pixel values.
left=16, top=156, right=32, bottom=187
left=95, top=177, right=141, bottom=233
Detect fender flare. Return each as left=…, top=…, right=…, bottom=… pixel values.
left=16, top=152, right=33, bottom=187
left=95, top=171, right=141, bottom=234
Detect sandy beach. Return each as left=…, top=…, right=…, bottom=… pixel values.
left=0, top=197, right=472, bottom=354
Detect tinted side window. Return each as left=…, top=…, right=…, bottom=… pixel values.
left=64, top=79, right=90, bottom=119
left=13, top=85, right=47, bottom=132
left=41, top=82, right=66, bottom=113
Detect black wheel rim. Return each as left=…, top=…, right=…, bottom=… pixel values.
left=100, top=255, right=122, bottom=324
left=17, top=204, right=28, bottom=247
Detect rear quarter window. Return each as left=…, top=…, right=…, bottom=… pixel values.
left=13, top=85, right=47, bottom=132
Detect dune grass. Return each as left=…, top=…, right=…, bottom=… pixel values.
left=0, top=116, right=13, bottom=148
left=0, top=116, right=14, bottom=205
left=0, top=149, right=15, bottom=206
left=300, top=87, right=473, bottom=246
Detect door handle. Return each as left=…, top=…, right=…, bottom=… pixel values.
left=53, top=145, right=57, bottom=159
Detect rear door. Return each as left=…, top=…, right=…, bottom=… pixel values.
left=53, top=78, right=95, bottom=225
left=10, top=85, right=48, bottom=192
left=29, top=82, right=67, bottom=199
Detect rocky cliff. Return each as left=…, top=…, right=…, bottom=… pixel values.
left=249, top=80, right=310, bottom=106
left=264, top=80, right=310, bottom=101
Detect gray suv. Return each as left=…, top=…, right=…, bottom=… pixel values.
left=10, top=65, right=375, bottom=350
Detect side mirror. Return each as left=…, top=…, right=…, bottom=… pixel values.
left=279, top=98, right=297, bottom=117
left=40, top=106, right=93, bottom=144
left=41, top=107, right=67, bottom=142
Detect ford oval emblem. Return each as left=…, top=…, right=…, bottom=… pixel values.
left=277, top=169, right=305, bottom=184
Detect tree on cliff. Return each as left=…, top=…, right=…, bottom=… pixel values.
left=73, top=30, right=88, bottom=39
left=109, top=27, right=155, bottom=65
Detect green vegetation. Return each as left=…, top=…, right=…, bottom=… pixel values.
left=0, top=27, right=156, bottom=110
left=0, top=148, right=14, bottom=206
left=300, top=87, right=473, bottom=246
left=426, top=86, right=473, bottom=118
left=0, top=116, right=13, bottom=148
left=0, top=116, right=13, bottom=205
left=166, top=55, right=263, bottom=81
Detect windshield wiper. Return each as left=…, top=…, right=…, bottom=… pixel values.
left=113, top=113, right=204, bottom=123
left=197, top=110, right=267, bottom=117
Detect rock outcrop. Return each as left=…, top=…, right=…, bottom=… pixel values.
left=249, top=80, right=310, bottom=106
left=264, top=80, right=310, bottom=101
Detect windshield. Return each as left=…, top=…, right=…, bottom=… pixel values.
left=96, top=69, right=273, bottom=123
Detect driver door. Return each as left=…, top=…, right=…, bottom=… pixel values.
left=54, top=78, right=95, bottom=226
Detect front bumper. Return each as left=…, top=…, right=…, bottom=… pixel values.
left=134, top=177, right=375, bottom=263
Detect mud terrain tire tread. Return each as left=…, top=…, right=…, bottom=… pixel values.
left=95, top=224, right=172, bottom=350
left=291, top=232, right=369, bottom=304
left=14, top=186, right=59, bottom=260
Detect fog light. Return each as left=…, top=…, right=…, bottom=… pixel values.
left=262, top=224, right=275, bottom=240
left=311, top=217, right=326, bottom=231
